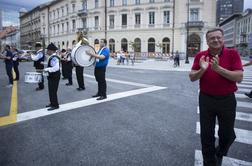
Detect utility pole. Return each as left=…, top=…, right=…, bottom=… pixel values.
left=185, top=0, right=190, bottom=64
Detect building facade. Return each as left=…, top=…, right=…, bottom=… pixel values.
left=219, top=9, right=252, bottom=56
left=217, top=0, right=244, bottom=25
left=20, top=0, right=216, bottom=57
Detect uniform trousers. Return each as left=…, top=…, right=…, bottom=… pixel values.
left=5, top=63, right=13, bottom=84
left=48, top=73, right=60, bottom=107
left=65, top=61, right=73, bottom=84
left=13, top=61, right=19, bottom=80
left=76, top=66, right=84, bottom=88
left=36, top=69, right=44, bottom=89
left=94, top=67, right=106, bottom=97
left=199, top=91, right=236, bottom=165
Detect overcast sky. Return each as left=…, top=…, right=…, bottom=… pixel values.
left=0, top=0, right=252, bottom=26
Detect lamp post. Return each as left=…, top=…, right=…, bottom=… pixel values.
left=185, top=0, right=190, bottom=64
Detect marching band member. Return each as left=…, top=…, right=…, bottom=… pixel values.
left=65, top=48, right=73, bottom=86
left=31, top=42, right=45, bottom=91
left=0, top=45, right=14, bottom=87
left=86, top=38, right=110, bottom=100
left=11, top=47, right=20, bottom=81
left=44, top=43, right=61, bottom=111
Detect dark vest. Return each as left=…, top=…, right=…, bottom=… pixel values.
left=47, top=55, right=60, bottom=77
left=33, top=50, right=44, bottom=69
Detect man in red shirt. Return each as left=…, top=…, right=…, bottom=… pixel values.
left=189, top=28, right=243, bottom=166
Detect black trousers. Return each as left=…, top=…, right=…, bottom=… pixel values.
left=76, top=66, right=84, bottom=88
left=13, top=62, right=19, bottom=80
left=48, top=74, right=60, bottom=107
left=5, top=63, right=13, bottom=84
left=65, top=62, right=73, bottom=84
left=36, top=69, right=44, bottom=89
left=199, top=92, right=236, bottom=165
left=94, top=67, right=107, bottom=97
left=61, top=61, right=67, bottom=78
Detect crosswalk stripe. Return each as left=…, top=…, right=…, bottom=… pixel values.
left=196, top=106, right=252, bottom=122
left=194, top=150, right=252, bottom=166
left=238, top=101, right=252, bottom=108
left=238, top=84, right=252, bottom=88
left=237, top=88, right=252, bottom=93
left=242, top=78, right=252, bottom=82
left=196, top=122, right=252, bottom=145
left=241, top=81, right=252, bottom=84
left=235, top=93, right=247, bottom=99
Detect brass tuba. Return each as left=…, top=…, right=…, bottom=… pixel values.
left=76, top=32, right=89, bottom=45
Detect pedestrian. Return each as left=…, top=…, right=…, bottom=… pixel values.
left=11, top=47, right=20, bottom=81
left=0, top=45, right=14, bottom=87
left=242, top=55, right=252, bottom=98
left=86, top=38, right=110, bottom=100
left=175, top=50, right=180, bottom=67
left=44, top=43, right=61, bottom=111
left=189, top=28, right=243, bottom=166
left=31, top=42, right=45, bottom=91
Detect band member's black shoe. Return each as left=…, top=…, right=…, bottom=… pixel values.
left=46, top=104, right=52, bottom=108
left=65, top=83, right=72, bottom=86
left=36, top=87, right=44, bottom=91
left=47, top=106, right=59, bottom=111
left=77, top=87, right=85, bottom=91
left=92, top=94, right=100, bottom=98
left=96, top=96, right=107, bottom=100
left=215, top=155, right=223, bottom=166
left=244, top=93, right=252, bottom=98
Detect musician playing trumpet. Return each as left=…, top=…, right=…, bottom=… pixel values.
left=31, top=42, right=45, bottom=91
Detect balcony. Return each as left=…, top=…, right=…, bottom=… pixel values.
left=77, top=9, right=88, bottom=17
left=185, top=21, right=204, bottom=29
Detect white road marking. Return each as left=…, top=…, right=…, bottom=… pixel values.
left=235, top=93, right=248, bottom=99
left=237, top=88, right=252, bottom=93
left=238, top=84, right=252, bottom=88
left=84, top=74, right=152, bottom=87
left=196, top=106, right=252, bottom=122
left=196, top=122, right=252, bottom=145
left=241, top=81, right=252, bottom=85
left=238, top=101, right=252, bottom=108
left=194, top=150, right=252, bottom=166
left=17, top=86, right=167, bottom=123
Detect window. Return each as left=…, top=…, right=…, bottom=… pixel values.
left=109, top=15, right=114, bottom=29
left=57, top=24, right=60, bottom=34
left=62, top=23, right=64, bottom=33
left=95, top=0, right=99, bottom=8
left=122, top=0, right=127, bottom=6
left=66, top=4, right=69, bottom=14
left=150, top=0, right=155, bottom=3
left=82, top=0, right=87, bottom=10
left=61, top=7, right=64, bottom=16
left=190, top=8, right=199, bottom=21
left=135, top=0, right=140, bottom=4
left=164, top=0, right=170, bottom=2
left=72, top=4, right=75, bottom=12
left=110, top=0, right=114, bottom=7
left=72, top=20, right=76, bottom=31
left=95, top=16, right=99, bottom=29
left=164, top=11, right=170, bottom=24
left=82, top=18, right=87, bottom=28
left=57, top=9, right=60, bottom=18
left=135, top=13, right=141, bottom=25
left=149, top=12, right=155, bottom=25
left=122, top=14, right=127, bottom=27
left=66, top=22, right=69, bottom=32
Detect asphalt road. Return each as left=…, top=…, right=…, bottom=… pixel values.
left=0, top=61, right=251, bottom=166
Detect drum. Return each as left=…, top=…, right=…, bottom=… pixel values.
left=71, top=44, right=96, bottom=67
left=24, top=72, right=42, bottom=83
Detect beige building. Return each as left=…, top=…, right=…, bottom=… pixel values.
left=20, top=0, right=216, bottom=56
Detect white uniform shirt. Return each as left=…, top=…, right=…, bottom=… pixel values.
left=44, top=53, right=60, bottom=73
left=31, top=49, right=43, bottom=61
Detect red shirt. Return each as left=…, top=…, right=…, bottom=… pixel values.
left=192, top=47, right=243, bottom=96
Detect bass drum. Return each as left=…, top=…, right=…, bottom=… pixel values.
left=71, top=44, right=96, bottom=67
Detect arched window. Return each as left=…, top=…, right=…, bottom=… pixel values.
left=188, top=34, right=201, bottom=57
left=134, top=38, right=141, bottom=52
left=148, top=38, right=155, bottom=52
left=109, top=38, right=115, bottom=53
left=162, top=37, right=170, bottom=53
left=121, top=38, right=128, bottom=51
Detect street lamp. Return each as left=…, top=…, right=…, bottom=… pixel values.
left=185, top=0, right=190, bottom=64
